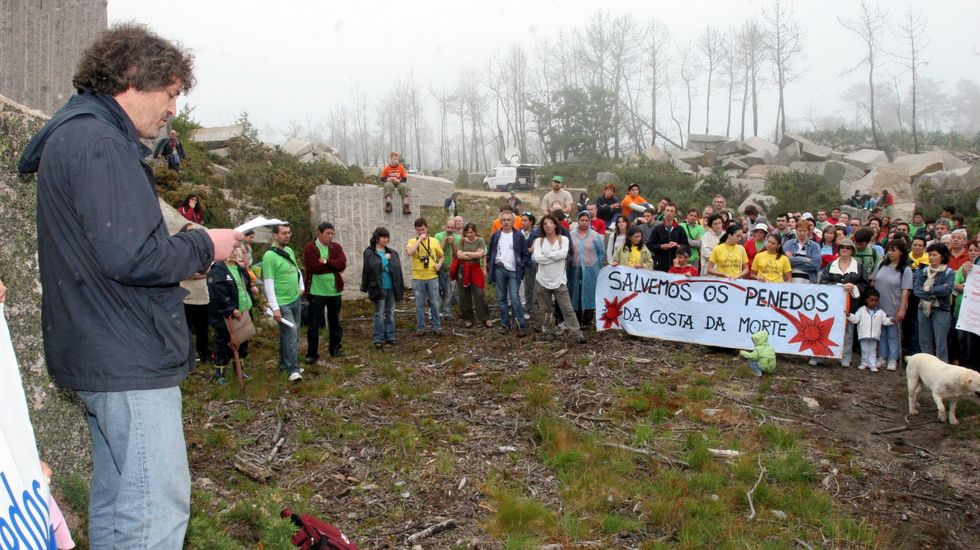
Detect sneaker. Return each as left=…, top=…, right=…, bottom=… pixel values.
left=517, top=329, right=528, bottom=338
left=416, top=329, right=427, bottom=336
left=571, top=332, right=586, bottom=344
left=374, top=341, right=383, bottom=349
left=402, top=203, right=411, bottom=215
left=876, top=358, right=886, bottom=368
left=840, top=360, right=851, bottom=368
left=241, top=372, right=253, bottom=381
left=288, top=371, right=303, bottom=382
left=216, top=376, right=227, bottom=386
left=304, top=356, right=318, bottom=365
left=753, top=370, right=763, bottom=378
left=499, top=325, right=511, bottom=334
left=433, top=329, right=443, bottom=337
left=385, top=200, right=393, bottom=213
left=869, top=365, right=879, bottom=373
left=330, top=348, right=345, bottom=357
left=886, top=360, right=897, bottom=371
left=858, top=363, right=868, bottom=370
left=463, top=320, right=473, bottom=328
left=385, top=339, right=397, bottom=345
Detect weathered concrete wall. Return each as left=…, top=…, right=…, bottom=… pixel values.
left=0, top=0, right=108, bottom=114
left=0, top=95, right=90, bottom=477
left=309, top=183, right=419, bottom=297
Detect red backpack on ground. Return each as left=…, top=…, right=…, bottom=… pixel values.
left=281, top=508, right=360, bottom=550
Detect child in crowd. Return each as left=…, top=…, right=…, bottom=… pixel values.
left=739, top=330, right=776, bottom=377
left=847, top=288, right=893, bottom=372
left=668, top=246, right=699, bottom=277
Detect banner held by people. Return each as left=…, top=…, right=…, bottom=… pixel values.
left=595, top=266, right=848, bottom=358
left=955, top=269, right=980, bottom=337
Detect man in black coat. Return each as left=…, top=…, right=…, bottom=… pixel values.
left=647, top=203, right=689, bottom=271
left=18, top=24, right=242, bottom=548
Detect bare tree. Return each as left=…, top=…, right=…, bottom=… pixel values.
left=697, top=27, right=726, bottom=135
left=645, top=19, right=671, bottom=147
left=405, top=72, right=425, bottom=171
left=736, top=19, right=766, bottom=139
left=351, top=87, right=370, bottom=165
left=896, top=9, right=928, bottom=153
left=839, top=0, right=889, bottom=149
left=677, top=42, right=700, bottom=143
left=720, top=28, right=738, bottom=138
left=763, top=0, right=804, bottom=141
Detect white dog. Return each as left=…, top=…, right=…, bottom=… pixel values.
left=906, top=353, right=980, bottom=425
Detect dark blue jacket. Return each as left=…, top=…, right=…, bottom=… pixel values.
left=487, top=230, right=530, bottom=282
left=647, top=221, right=690, bottom=271
left=207, top=262, right=255, bottom=327
left=19, top=91, right=214, bottom=391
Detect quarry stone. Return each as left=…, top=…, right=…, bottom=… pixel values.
left=0, top=95, right=90, bottom=478
left=843, top=149, right=888, bottom=172
left=406, top=173, right=456, bottom=208
left=191, top=124, right=245, bottom=149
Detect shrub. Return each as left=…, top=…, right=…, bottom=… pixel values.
left=764, top=170, right=842, bottom=216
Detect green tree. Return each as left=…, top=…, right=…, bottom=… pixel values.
left=529, top=86, right=616, bottom=163
left=764, top=170, right=842, bottom=215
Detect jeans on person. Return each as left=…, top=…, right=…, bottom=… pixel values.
left=278, top=298, right=302, bottom=373
left=879, top=323, right=900, bottom=362
left=77, top=387, right=190, bottom=549
left=748, top=360, right=763, bottom=375
left=306, top=294, right=343, bottom=358
left=438, top=269, right=455, bottom=319
left=522, top=262, right=537, bottom=318
left=918, top=308, right=952, bottom=362
left=372, top=289, right=397, bottom=343
left=412, top=277, right=442, bottom=331
left=494, top=266, right=526, bottom=330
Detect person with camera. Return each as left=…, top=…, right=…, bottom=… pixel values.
left=406, top=217, right=445, bottom=334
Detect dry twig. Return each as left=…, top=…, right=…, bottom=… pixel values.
left=746, top=457, right=766, bottom=521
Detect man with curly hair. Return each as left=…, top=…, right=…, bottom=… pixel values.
left=18, top=24, right=243, bottom=548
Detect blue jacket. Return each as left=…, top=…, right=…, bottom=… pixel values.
left=783, top=238, right=822, bottom=283
left=19, top=90, right=215, bottom=391
left=487, top=230, right=530, bottom=282
left=913, top=266, right=955, bottom=312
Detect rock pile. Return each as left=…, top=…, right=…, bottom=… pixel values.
left=282, top=138, right=345, bottom=166
left=633, top=132, right=976, bottom=219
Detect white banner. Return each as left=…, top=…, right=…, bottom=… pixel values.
left=0, top=304, right=56, bottom=549
left=955, top=267, right=980, bottom=337
left=595, top=266, right=849, bottom=358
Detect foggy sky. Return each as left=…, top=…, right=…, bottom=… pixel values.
left=108, top=0, right=980, bottom=144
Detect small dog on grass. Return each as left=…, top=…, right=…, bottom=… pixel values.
left=906, top=353, right=980, bottom=425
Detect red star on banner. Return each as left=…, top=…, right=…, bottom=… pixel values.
left=599, top=292, right=639, bottom=329
left=771, top=306, right=839, bottom=357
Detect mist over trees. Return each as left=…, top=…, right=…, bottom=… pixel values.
left=280, top=3, right=979, bottom=172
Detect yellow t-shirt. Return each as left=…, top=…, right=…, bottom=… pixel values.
left=752, top=251, right=792, bottom=283
left=628, top=247, right=641, bottom=267
left=709, top=243, right=748, bottom=278
left=408, top=237, right=443, bottom=280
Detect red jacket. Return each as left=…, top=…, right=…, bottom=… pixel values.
left=303, top=240, right=347, bottom=293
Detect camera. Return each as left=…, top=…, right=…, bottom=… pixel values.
left=420, top=254, right=429, bottom=268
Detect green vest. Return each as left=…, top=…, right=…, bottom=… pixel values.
left=310, top=240, right=340, bottom=297
left=227, top=262, right=253, bottom=311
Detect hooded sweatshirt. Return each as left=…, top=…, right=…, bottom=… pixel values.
left=739, top=331, right=777, bottom=373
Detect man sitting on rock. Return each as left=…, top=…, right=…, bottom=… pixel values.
left=381, top=151, right=411, bottom=215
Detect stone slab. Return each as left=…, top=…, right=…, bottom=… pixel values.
left=191, top=124, right=245, bottom=148
left=406, top=174, right=456, bottom=208
left=643, top=146, right=671, bottom=163
left=744, top=164, right=791, bottom=180
left=842, top=149, right=888, bottom=172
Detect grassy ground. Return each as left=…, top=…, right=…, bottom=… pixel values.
left=52, top=192, right=979, bottom=549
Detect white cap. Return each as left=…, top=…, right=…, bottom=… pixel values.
left=802, top=212, right=814, bottom=220
left=753, top=222, right=769, bottom=233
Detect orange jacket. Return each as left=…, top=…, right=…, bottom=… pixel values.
left=491, top=216, right=524, bottom=234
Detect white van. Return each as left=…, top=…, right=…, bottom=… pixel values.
left=482, top=164, right=537, bottom=192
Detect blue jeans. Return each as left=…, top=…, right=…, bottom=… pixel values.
left=77, top=387, right=190, bottom=549
left=438, top=269, right=455, bottom=319
left=412, top=278, right=442, bottom=331
left=373, top=288, right=396, bottom=343
left=918, top=308, right=952, bottom=362
left=879, top=323, right=901, bottom=361
left=494, top=266, right=526, bottom=330
left=278, top=298, right=301, bottom=373
left=748, top=360, right=763, bottom=375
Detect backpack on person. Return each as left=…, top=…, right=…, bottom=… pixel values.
left=282, top=508, right=360, bottom=550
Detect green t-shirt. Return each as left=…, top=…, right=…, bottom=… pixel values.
left=909, top=223, right=926, bottom=238
left=262, top=246, right=301, bottom=305
left=227, top=262, right=253, bottom=312
left=309, top=240, right=340, bottom=297
left=954, top=266, right=968, bottom=317
left=679, top=222, right=706, bottom=264
left=434, top=231, right=462, bottom=272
